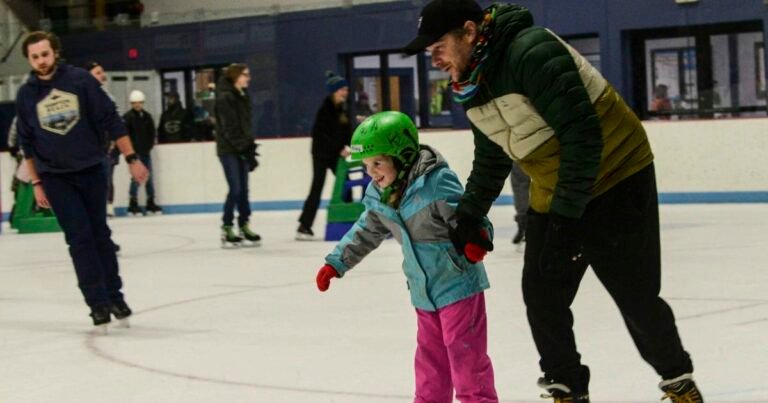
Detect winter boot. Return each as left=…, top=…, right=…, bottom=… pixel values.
left=145, top=197, right=163, bottom=215
left=90, top=304, right=111, bottom=334
left=295, top=224, right=315, bottom=241
left=127, top=198, right=143, bottom=216
left=659, top=374, right=703, bottom=403
left=239, top=223, right=262, bottom=246
left=221, top=225, right=243, bottom=248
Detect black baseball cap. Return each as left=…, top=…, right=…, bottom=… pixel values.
left=402, top=0, right=484, bottom=55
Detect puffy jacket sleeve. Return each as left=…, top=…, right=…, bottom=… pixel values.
left=216, top=92, right=251, bottom=152
left=455, top=124, right=513, bottom=221
left=512, top=27, right=603, bottom=218
left=324, top=209, right=391, bottom=276
left=434, top=167, right=495, bottom=241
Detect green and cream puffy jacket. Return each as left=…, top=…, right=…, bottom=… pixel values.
left=457, top=4, right=653, bottom=220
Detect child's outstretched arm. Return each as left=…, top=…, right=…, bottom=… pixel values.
left=318, top=210, right=390, bottom=292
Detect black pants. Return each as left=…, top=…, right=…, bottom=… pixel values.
left=298, top=155, right=339, bottom=229
left=41, top=164, right=123, bottom=308
left=522, top=164, right=693, bottom=385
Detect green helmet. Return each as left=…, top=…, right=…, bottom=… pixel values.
left=350, top=111, right=419, bottom=167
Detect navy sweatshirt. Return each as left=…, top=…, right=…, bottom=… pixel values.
left=16, top=64, right=127, bottom=174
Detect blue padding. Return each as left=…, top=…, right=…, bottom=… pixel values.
left=2, top=191, right=767, bottom=222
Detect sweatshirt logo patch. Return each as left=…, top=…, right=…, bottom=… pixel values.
left=36, top=89, right=80, bottom=135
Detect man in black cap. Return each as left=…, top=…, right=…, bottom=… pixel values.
left=404, top=1, right=703, bottom=402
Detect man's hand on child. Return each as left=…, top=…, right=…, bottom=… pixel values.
left=450, top=214, right=494, bottom=260
left=464, top=229, right=491, bottom=263
left=316, top=264, right=339, bottom=292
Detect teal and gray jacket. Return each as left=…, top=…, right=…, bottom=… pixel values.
left=458, top=4, right=654, bottom=220
left=325, top=145, right=491, bottom=311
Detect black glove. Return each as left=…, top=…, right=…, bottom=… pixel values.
left=239, top=143, right=259, bottom=172
left=449, top=214, right=494, bottom=259
left=539, top=213, right=585, bottom=280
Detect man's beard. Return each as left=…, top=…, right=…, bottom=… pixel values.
left=34, top=63, right=56, bottom=77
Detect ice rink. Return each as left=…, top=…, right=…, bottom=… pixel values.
left=1, top=204, right=766, bottom=403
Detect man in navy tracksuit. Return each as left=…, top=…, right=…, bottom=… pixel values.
left=16, top=31, right=149, bottom=329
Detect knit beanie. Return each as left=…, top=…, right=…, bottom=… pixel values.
left=325, top=70, right=348, bottom=94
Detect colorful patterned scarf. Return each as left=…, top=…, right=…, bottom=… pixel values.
left=452, top=6, right=497, bottom=104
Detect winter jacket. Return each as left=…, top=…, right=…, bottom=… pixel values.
left=325, top=145, right=491, bottom=311
left=214, top=77, right=253, bottom=156
left=158, top=102, right=192, bottom=143
left=311, top=96, right=351, bottom=158
left=15, top=64, right=128, bottom=174
left=458, top=4, right=653, bottom=221
left=123, top=109, right=156, bottom=156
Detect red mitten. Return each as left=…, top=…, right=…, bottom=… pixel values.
left=316, top=264, right=339, bottom=292
left=464, top=230, right=491, bottom=263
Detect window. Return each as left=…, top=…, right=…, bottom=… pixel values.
left=631, top=22, right=767, bottom=119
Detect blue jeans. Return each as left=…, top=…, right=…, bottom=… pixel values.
left=129, top=154, right=155, bottom=200
left=219, top=154, right=251, bottom=226
left=40, top=164, right=123, bottom=308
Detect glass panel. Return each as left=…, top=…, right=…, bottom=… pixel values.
left=737, top=32, right=766, bottom=111
left=568, top=37, right=601, bottom=72
left=191, top=68, right=216, bottom=141
left=352, top=55, right=382, bottom=124
left=161, top=71, right=187, bottom=108
left=646, top=37, right=697, bottom=118
left=424, top=52, right=453, bottom=128
left=387, top=54, right=419, bottom=123
left=709, top=34, right=731, bottom=116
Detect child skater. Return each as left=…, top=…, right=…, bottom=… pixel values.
left=315, top=111, right=498, bottom=402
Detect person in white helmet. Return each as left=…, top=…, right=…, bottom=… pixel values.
left=123, top=90, right=162, bottom=215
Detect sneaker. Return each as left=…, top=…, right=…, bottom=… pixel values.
left=538, top=376, right=590, bottom=403
left=295, top=225, right=315, bottom=241
left=660, top=374, right=703, bottom=403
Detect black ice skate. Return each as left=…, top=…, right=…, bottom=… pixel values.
left=295, top=225, right=315, bottom=241
left=127, top=198, right=144, bottom=216
left=512, top=227, right=526, bottom=252
left=90, top=304, right=111, bottom=334
left=660, top=374, right=703, bottom=403
left=221, top=225, right=243, bottom=248
left=538, top=377, right=590, bottom=403
left=239, top=223, right=262, bottom=247
left=145, top=198, right=163, bottom=215
left=110, top=300, right=132, bottom=328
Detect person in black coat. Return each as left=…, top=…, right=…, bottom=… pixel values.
left=214, top=63, right=260, bottom=246
left=296, top=71, right=352, bottom=240
left=123, top=90, right=162, bottom=215
left=158, top=92, right=192, bottom=143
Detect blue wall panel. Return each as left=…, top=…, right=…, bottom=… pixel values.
left=58, top=0, right=768, bottom=138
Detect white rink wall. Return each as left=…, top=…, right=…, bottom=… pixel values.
left=1, top=118, right=767, bottom=217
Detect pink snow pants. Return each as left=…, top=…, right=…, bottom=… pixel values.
left=414, top=292, right=498, bottom=403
